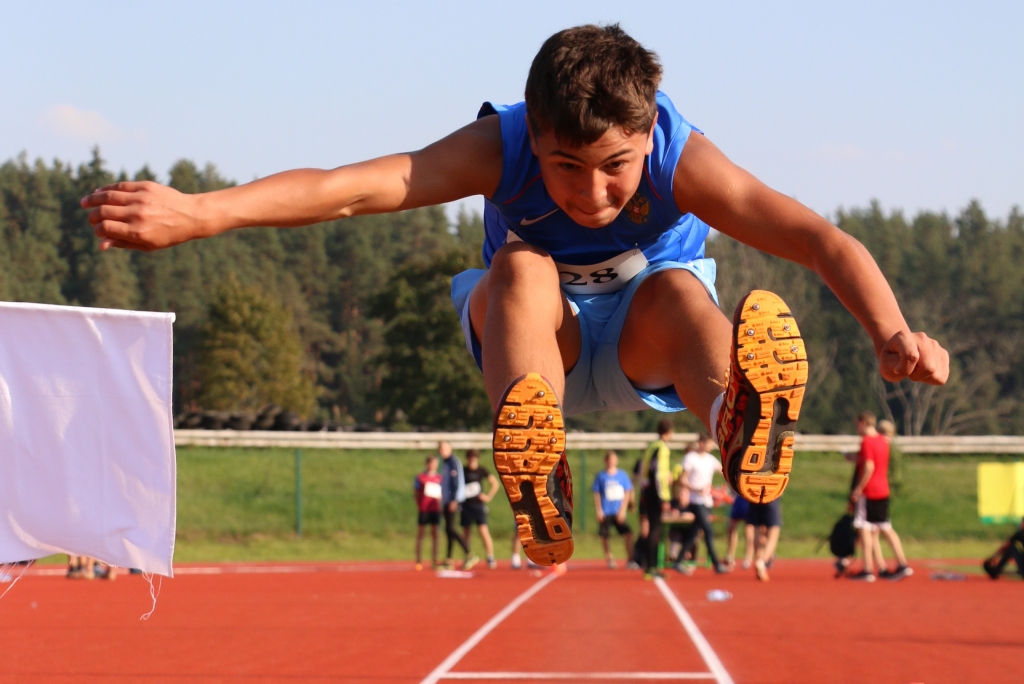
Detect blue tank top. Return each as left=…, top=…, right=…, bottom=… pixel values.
left=478, top=92, right=710, bottom=294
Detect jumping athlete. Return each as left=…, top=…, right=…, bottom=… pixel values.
left=81, top=24, right=950, bottom=567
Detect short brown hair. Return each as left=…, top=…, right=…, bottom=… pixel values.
left=657, top=418, right=674, bottom=436
left=466, top=449, right=480, bottom=460
left=857, top=412, right=877, bottom=427
left=525, top=24, right=663, bottom=147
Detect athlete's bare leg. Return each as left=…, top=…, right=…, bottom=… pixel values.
left=880, top=526, right=908, bottom=567
left=618, top=269, right=732, bottom=429
left=469, top=242, right=581, bottom=407
left=478, top=523, right=495, bottom=559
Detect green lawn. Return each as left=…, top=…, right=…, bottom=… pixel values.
left=157, top=447, right=1021, bottom=564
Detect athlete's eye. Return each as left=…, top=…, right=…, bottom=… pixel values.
left=558, top=163, right=578, bottom=172
left=606, top=161, right=626, bottom=172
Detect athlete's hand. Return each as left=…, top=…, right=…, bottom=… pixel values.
left=596, top=512, right=606, bottom=524
left=81, top=181, right=207, bottom=252
left=878, top=330, right=949, bottom=385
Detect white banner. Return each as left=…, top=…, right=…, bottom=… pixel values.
left=0, top=302, right=176, bottom=576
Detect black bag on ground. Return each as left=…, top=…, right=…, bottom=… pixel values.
left=829, top=513, right=857, bottom=558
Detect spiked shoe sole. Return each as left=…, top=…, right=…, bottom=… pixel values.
left=492, top=373, right=573, bottom=566
left=727, top=291, right=808, bottom=503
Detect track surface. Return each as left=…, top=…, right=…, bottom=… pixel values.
left=1, top=559, right=1021, bottom=683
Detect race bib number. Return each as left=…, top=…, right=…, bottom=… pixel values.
left=423, top=482, right=442, bottom=500
left=604, top=482, right=626, bottom=502
left=464, top=481, right=482, bottom=499
left=506, top=231, right=649, bottom=295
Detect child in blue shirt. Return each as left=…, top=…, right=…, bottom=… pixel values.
left=592, top=450, right=634, bottom=569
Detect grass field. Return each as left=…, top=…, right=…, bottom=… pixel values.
left=151, top=446, right=1023, bottom=564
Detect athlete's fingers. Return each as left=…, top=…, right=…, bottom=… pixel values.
left=93, top=219, right=136, bottom=243
left=81, top=189, right=141, bottom=210
left=908, top=335, right=949, bottom=385
left=81, top=181, right=155, bottom=208
left=99, top=237, right=144, bottom=252
left=87, top=203, right=136, bottom=226
left=879, top=330, right=918, bottom=381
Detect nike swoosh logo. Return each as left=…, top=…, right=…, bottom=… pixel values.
left=520, top=209, right=559, bottom=226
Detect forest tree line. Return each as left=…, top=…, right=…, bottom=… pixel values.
left=1, top=150, right=1021, bottom=435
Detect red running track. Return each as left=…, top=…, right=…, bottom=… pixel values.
left=0, top=559, right=1021, bottom=683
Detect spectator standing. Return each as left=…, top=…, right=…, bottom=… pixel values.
left=461, top=449, right=500, bottom=569
left=438, top=441, right=471, bottom=569
left=878, top=419, right=903, bottom=495
left=850, top=413, right=912, bottom=581
left=725, top=493, right=753, bottom=571
left=983, top=517, right=1024, bottom=580
left=666, top=445, right=694, bottom=565
left=413, top=455, right=443, bottom=569
left=639, top=419, right=675, bottom=579
left=66, top=556, right=94, bottom=580
left=746, top=499, right=782, bottom=581
left=510, top=536, right=540, bottom=570
left=592, top=450, right=635, bottom=569
left=675, top=433, right=725, bottom=574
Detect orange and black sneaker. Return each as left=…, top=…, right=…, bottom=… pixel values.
left=717, top=290, right=808, bottom=504
left=493, top=373, right=574, bottom=566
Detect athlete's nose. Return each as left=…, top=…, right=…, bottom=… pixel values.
left=576, top=171, right=608, bottom=211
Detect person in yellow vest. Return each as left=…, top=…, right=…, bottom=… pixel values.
left=638, top=418, right=674, bottom=579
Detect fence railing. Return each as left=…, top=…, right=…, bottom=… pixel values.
left=174, top=430, right=1024, bottom=454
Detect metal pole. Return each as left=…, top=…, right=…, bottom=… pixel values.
left=295, top=448, right=302, bottom=536
left=578, top=451, right=586, bottom=533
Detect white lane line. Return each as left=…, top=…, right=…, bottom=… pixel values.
left=420, top=573, right=558, bottom=684
left=653, top=578, right=735, bottom=684
left=442, top=672, right=714, bottom=680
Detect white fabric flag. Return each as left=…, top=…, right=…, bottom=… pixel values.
left=0, top=302, right=176, bottom=576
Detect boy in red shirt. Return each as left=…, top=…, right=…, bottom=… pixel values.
left=850, top=412, right=911, bottom=581
left=414, top=455, right=443, bottom=570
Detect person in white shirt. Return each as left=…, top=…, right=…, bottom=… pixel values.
left=675, top=434, right=726, bottom=574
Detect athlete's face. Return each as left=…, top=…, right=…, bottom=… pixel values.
left=529, top=120, right=656, bottom=229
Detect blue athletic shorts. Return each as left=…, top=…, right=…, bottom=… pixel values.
left=730, top=496, right=750, bottom=521
left=449, top=258, right=718, bottom=416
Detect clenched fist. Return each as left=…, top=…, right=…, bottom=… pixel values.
left=878, top=329, right=949, bottom=385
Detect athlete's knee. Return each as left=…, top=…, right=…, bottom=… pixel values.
left=488, top=242, right=560, bottom=294
left=640, top=268, right=714, bottom=310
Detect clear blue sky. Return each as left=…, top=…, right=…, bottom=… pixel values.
left=2, top=1, right=1021, bottom=221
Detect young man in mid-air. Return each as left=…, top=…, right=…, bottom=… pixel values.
left=82, top=24, right=949, bottom=567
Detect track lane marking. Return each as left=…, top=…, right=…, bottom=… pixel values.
left=442, top=673, right=714, bottom=680
left=654, top=578, right=735, bottom=684
left=420, top=573, right=559, bottom=684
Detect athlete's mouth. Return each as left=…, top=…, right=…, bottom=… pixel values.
left=573, top=205, right=613, bottom=217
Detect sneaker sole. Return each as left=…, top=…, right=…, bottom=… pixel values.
left=728, top=291, right=808, bottom=503
left=493, top=373, right=573, bottom=566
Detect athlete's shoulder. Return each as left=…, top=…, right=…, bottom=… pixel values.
left=477, top=101, right=535, bottom=205
left=647, top=91, right=701, bottom=202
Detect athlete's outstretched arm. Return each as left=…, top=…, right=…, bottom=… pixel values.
left=673, top=132, right=949, bottom=386
left=80, top=116, right=503, bottom=252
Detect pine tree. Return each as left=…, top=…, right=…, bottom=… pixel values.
left=370, top=248, right=490, bottom=429
left=197, top=273, right=317, bottom=416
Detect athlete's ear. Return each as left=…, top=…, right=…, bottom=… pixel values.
left=645, top=112, right=658, bottom=156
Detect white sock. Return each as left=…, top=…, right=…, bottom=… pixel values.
left=710, top=392, right=725, bottom=434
